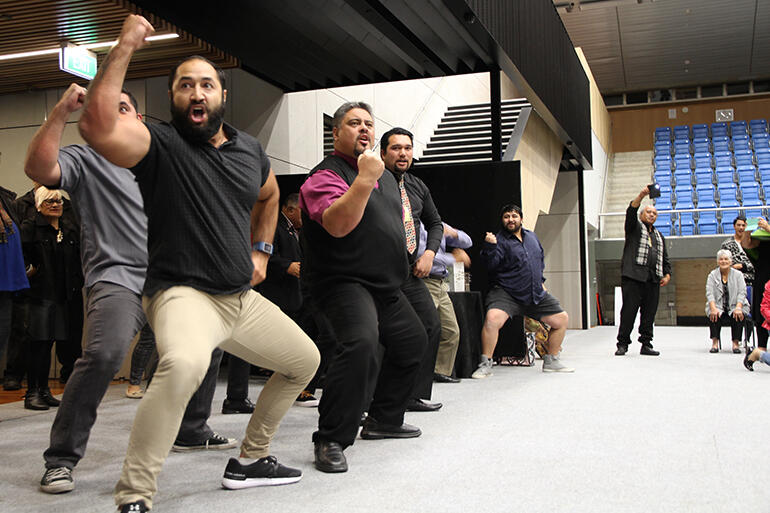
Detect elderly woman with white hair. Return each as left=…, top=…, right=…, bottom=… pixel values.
left=20, top=186, right=82, bottom=410
left=705, top=249, right=749, bottom=353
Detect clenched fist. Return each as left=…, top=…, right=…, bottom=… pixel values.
left=357, top=149, right=384, bottom=185
left=118, top=14, right=155, bottom=51
left=485, top=232, right=497, bottom=244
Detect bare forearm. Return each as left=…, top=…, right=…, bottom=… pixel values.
left=322, top=177, right=376, bottom=237
left=25, top=104, right=70, bottom=185
left=79, top=44, right=133, bottom=143
left=251, top=195, right=279, bottom=245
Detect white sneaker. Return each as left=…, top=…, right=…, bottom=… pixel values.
left=471, top=358, right=493, bottom=379
left=542, top=354, right=574, bottom=373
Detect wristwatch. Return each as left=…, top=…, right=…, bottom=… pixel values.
left=252, top=241, right=273, bottom=255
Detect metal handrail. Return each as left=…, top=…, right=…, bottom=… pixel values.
left=597, top=205, right=768, bottom=238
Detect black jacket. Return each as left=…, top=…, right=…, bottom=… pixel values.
left=260, top=213, right=302, bottom=312
left=0, top=186, right=20, bottom=227
left=21, top=213, right=83, bottom=303
left=621, top=203, right=671, bottom=282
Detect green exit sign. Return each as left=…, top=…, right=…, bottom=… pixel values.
left=59, top=45, right=97, bottom=81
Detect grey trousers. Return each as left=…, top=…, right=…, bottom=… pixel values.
left=44, top=281, right=221, bottom=469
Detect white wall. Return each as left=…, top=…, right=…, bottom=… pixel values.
left=535, top=171, right=583, bottom=329
left=583, top=130, right=609, bottom=230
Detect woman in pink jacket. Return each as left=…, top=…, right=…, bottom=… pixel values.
left=744, top=280, right=770, bottom=371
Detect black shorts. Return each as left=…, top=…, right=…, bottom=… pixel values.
left=484, top=286, right=564, bottom=321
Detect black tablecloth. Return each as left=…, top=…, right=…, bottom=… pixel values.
left=449, top=291, right=526, bottom=378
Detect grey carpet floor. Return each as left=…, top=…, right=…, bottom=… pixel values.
left=0, top=326, right=767, bottom=513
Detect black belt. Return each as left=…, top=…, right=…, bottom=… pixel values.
left=427, top=274, right=447, bottom=280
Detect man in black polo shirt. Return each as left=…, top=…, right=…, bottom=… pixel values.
left=300, top=102, right=427, bottom=473
left=380, top=127, right=443, bottom=412
left=78, top=15, right=319, bottom=512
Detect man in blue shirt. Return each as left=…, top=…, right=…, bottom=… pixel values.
left=472, top=204, right=573, bottom=377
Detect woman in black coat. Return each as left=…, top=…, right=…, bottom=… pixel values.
left=21, top=187, right=83, bottom=410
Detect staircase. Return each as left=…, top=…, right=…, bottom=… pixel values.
left=418, top=99, right=531, bottom=165
left=601, top=151, right=655, bottom=238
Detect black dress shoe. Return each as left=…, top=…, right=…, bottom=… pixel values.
left=614, top=344, right=628, bottom=356
left=3, top=376, right=21, bottom=391
left=360, top=416, right=422, bottom=439
left=640, top=345, right=660, bottom=356
left=314, top=441, right=348, bottom=473
left=433, top=373, right=460, bottom=383
left=406, top=398, right=443, bottom=412
left=24, top=390, right=49, bottom=411
left=39, top=389, right=61, bottom=407
left=222, top=397, right=255, bottom=414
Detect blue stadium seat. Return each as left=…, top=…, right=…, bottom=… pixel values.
left=674, top=125, right=690, bottom=140
left=712, top=137, right=730, bottom=153
left=714, top=152, right=733, bottom=168
left=655, top=188, right=673, bottom=210
left=676, top=212, right=696, bottom=235
left=674, top=185, right=695, bottom=209
left=742, top=184, right=762, bottom=207
left=654, top=170, right=672, bottom=188
left=673, top=168, right=692, bottom=187
left=763, top=184, right=770, bottom=203
left=711, top=122, right=728, bottom=138
left=654, top=140, right=671, bottom=156
left=721, top=216, right=735, bottom=234
left=692, top=123, right=709, bottom=138
left=716, top=167, right=736, bottom=185
left=731, top=121, right=748, bottom=137
left=655, top=127, right=671, bottom=142
left=673, top=140, right=691, bottom=155
left=694, top=167, right=714, bottom=186
left=760, top=166, right=770, bottom=184
left=674, top=155, right=692, bottom=170
left=733, top=134, right=751, bottom=152
left=696, top=184, right=717, bottom=208
left=654, top=215, right=672, bottom=236
left=692, top=138, right=710, bottom=154
left=750, top=119, right=768, bottom=135
left=734, top=149, right=754, bottom=167
left=755, top=145, right=770, bottom=166
left=654, top=154, right=673, bottom=170
left=693, top=153, right=712, bottom=168
left=719, top=184, right=740, bottom=208
left=697, top=211, right=719, bottom=234
left=736, top=165, right=758, bottom=184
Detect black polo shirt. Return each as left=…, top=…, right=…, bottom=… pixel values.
left=131, top=121, right=269, bottom=296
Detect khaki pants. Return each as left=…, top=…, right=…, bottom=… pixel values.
left=114, top=286, right=320, bottom=508
left=423, top=277, right=460, bottom=376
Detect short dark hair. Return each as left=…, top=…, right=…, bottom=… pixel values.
left=167, top=55, right=226, bottom=90
left=380, top=127, right=413, bottom=151
left=120, top=88, right=139, bottom=113
left=733, top=214, right=747, bottom=226
left=500, top=203, right=523, bottom=218
left=282, top=193, right=299, bottom=208
left=331, top=102, right=373, bottom=129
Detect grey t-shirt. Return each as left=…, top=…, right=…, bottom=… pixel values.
left=58, top=144, right=147, bottom=294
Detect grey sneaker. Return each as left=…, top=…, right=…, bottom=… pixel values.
left=471, top=358, right=493, bottom=379
left=542, top=354, right=574, bottom=373
left=40, top=466, right=74, bottom=494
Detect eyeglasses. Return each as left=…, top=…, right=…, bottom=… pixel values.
left=42, top=198, right=63, bottom=206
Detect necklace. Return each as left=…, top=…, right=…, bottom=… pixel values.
left=56, top=228, right=63, bottom=243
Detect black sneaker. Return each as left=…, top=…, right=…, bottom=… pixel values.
left=222, top=397, right=255, bottom=414
left=221, top=456, right=302, bottom=489
left=360, top=416, right=422, bottom=439
left=40, top=466, right=74, bottom=494
left=119, top=501, right=148, bottom=513
left=294, top=390, right=319, bottom=407
left=171, top=433, right=238, bottom=452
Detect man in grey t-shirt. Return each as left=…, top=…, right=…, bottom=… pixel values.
left=24, top=84, right=235, bottom=496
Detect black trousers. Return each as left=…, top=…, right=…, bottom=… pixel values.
left=400, top=274, right=440, bottom=401
left=617, top=276, right=660, bottom=347
left=708, top=311, right=744, bottom=341
left=313, top=282, right=426, bottom=448
left=4, top=295, right=29, bottom=381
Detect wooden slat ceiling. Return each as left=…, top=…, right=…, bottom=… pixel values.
left=0, top=0, right=238, bottom=95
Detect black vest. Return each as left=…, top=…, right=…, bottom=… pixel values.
left=300, top=154, right=409, bottom=294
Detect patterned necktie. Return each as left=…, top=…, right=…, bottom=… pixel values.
left=399, top=177, right=417, bottom=253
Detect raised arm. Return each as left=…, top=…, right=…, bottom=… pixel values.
left=24, top=84, right=85, bottom=187
left=321, top=150, right=383, bottom=237
left=78, top=15, right=152, bottom=168
left=250, top=170, right=280, bottom=286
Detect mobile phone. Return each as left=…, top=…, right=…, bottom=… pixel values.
left=648, top=183, right=661, bottom=199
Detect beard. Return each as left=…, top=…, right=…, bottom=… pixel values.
left=503, top=221, right=520, bottom=234
left=170, top=101, right=225, bottom=145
